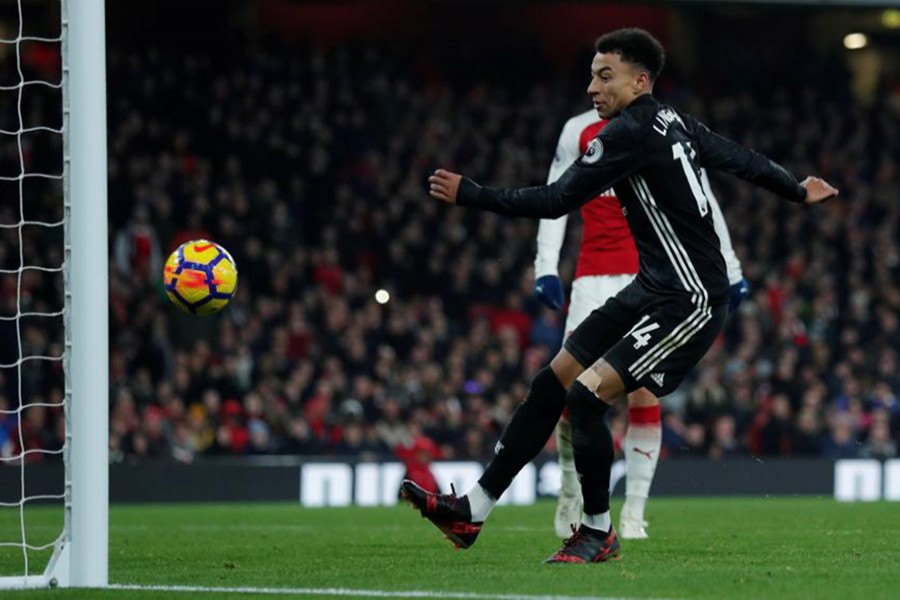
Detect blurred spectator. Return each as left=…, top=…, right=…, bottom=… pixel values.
left=171, top=421, right=197, bottom=463
left=114, top=204, right=163, bottom=285
left=791, top=408, right=824, bottom=456
left=708, top=415, right=745, bottom=459
left=394, top=424, right=443, bottom=493
left=0, top=396, right=15, bottom=460
left=820, top=413, right=860, bottom=459
left=757, top=394, right=793, bottom=456
left=281, top=417, right=324, bottom=455
left=860, top=417, right=897, bottom=460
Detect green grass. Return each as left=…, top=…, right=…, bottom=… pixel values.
left=1, top=498, right=898, bottom=599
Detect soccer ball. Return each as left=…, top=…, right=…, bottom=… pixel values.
left=163, top=240, right=238, bottom=315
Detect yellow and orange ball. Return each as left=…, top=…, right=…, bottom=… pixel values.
left=163, top=240, right=238, bottom=315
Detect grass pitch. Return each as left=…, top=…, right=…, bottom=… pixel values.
left=1, top=497, right=898, bottom=599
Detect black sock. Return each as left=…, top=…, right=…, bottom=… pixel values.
left=479, top=366, right=567, bottom=499
left=566, top=380, right=614, bottom=516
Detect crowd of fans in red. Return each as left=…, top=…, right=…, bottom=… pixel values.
left=2, top=38, right=899, bottom=472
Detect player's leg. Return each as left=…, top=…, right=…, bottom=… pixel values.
left=553, top=274, right=635, bottom=537
left=555, top=281, right=642, bottom=537
left=545, top=357, right=625, bottom=563
left=546, top=293, right=727, bottom=564
left=553, top=277, right=594, bottom=537
left=401, top=348, right=584, bottom=549
left=543, top=285, right=646, bottom=563
left=620, top=387, right=661, bottom=539
left=402, top=283, right=640, bottom=552
left=469, top=349, right=583, bottom=518
left=570, top=358, right=627, bottom=529
left=553, top=416, right=580, bottom=536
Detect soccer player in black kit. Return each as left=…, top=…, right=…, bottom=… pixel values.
left=401, top=28, right=838, bottom=563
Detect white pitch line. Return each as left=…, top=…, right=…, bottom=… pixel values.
left=110, top=584, right=677, bottom=600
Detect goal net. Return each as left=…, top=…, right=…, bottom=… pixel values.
left=0, top=0, right=107, bottom=589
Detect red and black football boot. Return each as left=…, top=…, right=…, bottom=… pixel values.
left=400, top=479, right=483, bottom=549
left=544, top=524, right=621, bottom=564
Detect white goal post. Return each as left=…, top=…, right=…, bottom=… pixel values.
left=0, top=0, right=108, bottom=589
left=66, top=0, right=109, bottom=587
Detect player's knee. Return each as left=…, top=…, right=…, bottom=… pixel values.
left=626, top=387, right=659, bottom=407
left=577, top=361, right=626, bottom=403
left=550, top=349, right=584, bottom=389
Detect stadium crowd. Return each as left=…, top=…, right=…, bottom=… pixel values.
left=1, top=37, right=899, bottom=470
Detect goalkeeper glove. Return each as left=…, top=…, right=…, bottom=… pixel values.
left=533, top=274, right=564, bottom=311
left=729, top=278, right=749, bottom=314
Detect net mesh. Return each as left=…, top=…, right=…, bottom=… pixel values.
left=0, top=0, right=66, bottom=580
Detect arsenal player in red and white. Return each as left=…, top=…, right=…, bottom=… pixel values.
left=534, top=109, right=748, bottom=540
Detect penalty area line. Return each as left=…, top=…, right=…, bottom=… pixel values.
left=110, top=583, right=677, bottom=600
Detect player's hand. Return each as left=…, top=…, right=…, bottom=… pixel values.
left=800, top=177, right=838, bottom=204
left=533, top=275, right=564, bottom=311
left=428, top=169, right=462, bottom=204
left=728, top=278, right=749, bottom=314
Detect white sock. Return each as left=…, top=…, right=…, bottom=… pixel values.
left=556, top=420, right=580, bottom=497
left=466, top=484, right=495, bottom=522
left=622, top=406, right=662, bottom=521
left=623, top=496, right=646, bottom=521
left=581, top=511, right=612, bottom=533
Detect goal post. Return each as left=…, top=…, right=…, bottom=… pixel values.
left=64, top=0, right=109, bottom=587
left=0, top=0, right=108, bottom=589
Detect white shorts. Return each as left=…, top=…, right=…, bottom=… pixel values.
left=565, top=273, right=637, bottom=336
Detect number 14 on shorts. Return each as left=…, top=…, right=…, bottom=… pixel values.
left=627, top=315, right=660, bottom=349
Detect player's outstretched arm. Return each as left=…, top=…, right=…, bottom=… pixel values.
left=429, top=168, right=578, bottom=218
left=427, top=119, right=640, bottom=218
left=687, top=115, right=837, bottom=203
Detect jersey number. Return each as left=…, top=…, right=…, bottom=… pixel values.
left=672, top=142, right=709, bottom=217
left=627, top=315, right=661, bottom=350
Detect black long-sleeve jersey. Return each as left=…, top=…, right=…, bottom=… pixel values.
left=457, top=94, right=807, bottom=306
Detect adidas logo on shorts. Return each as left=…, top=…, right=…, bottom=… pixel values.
left=649, top=372, right=665, bottom=387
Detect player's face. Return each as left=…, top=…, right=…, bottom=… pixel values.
left=587, top=52, right=647, bottom=118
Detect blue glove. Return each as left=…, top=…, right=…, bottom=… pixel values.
left=728, top=278, right=749, bottom=314
left=533, top=274, right=564, bottom=311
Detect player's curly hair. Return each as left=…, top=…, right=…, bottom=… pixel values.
left=595, top=28, right=665, bottom=82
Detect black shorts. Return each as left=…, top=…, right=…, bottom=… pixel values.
left=563, top=280, right=727, bottom=397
